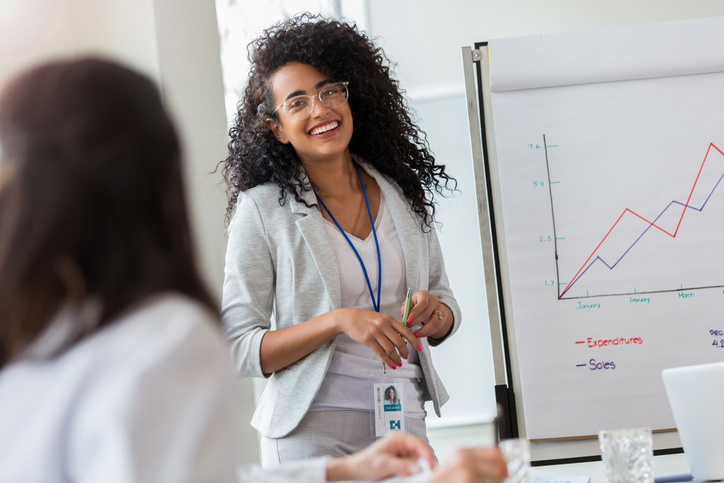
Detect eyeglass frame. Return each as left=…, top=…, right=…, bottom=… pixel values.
left=271, top=81, right=350, bottom=120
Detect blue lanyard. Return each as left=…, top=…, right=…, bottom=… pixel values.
left=315, top=164, right=381, bottom=312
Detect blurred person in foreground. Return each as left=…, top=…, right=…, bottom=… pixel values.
left=0, top=58, right=508, bottom=483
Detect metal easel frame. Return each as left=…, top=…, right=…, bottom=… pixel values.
left=461, top=44, right=518, bottom=441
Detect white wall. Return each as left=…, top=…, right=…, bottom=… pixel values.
left=0, top=0, right=259, bottom=464
left=361, top=0, right=724, bottom=462
left=0, top=0, right=159, bottom=93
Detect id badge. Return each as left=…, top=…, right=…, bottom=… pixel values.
left=373, top=383, right=406, bottom=436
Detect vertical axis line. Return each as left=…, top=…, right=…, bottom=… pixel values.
left=543, top=134, right=562, bottom=300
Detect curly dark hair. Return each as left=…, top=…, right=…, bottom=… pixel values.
left=221, top=14, right=455, bottom=230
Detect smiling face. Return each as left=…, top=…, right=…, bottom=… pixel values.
left=267, top=62, right=353, bottom=166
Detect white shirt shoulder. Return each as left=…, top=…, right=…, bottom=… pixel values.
left=0, top=294, right=239, bottom=483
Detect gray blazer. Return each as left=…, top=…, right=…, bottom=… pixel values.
left=221, top=162, right=461, bottom=438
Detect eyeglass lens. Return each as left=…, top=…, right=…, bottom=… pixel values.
left=284, top=82, right=348, bottom=119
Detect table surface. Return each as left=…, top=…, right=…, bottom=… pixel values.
left=528, top=453, right=691, bottom=483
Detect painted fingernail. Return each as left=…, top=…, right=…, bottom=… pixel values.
left=416, top=344, right=422, bottom=351
left=403, top=355, right=409, bottom=360
left=407, top=316, right=414, bottom=324
left=391, top=364, right=397, bottom=370
left=414, top=333, right=420, bottom=338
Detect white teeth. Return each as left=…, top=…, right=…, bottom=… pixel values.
left=311, top=121, right=339, bottom=135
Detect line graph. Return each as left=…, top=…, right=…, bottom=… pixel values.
left=545, top=139, right=724, bottom=300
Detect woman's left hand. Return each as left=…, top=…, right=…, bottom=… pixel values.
left=401, top=291, right=453, bottom=341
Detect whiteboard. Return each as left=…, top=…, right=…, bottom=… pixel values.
left=479, top=15, right=724, bottom=450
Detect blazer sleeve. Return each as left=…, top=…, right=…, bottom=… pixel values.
left=221, top=192, right=275, bottom=379
left=426, top=226, right=461, bottom=347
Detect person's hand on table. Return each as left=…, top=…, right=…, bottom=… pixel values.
left=326, top=432, right=435, bottom=482
left=428, top=447, right=508, bottom=483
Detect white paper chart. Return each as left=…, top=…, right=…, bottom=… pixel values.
left=487, top=16, right=724, bottom=440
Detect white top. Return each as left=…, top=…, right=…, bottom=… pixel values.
left=0, top=294, right=327, bottom=483
left=310, top=194, right=426, bottom=417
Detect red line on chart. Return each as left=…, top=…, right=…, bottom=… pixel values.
left=560, top=143, right=724, bottom=298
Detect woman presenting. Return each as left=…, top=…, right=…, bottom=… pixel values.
left=221, top=14, right=461, bottom=465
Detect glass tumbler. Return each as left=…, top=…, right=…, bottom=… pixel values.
left=499, top=438, right=531, bottom=483
left=598, top=427, right=653, bottom=483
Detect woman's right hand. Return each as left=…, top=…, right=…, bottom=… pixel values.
left=429, top=447, right=508, bottom=483
left=334, top=308, right=420, bottom=369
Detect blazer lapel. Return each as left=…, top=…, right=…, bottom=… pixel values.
left=290, top=181, right=342, bottom=310
left=364, top=163, right=422, bottom=292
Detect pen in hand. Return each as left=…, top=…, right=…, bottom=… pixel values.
left=384, top=288, right=414, bottom=374
left=402, top=288, right=425, bottom=353
left=402, top=287, right=412, bottom=325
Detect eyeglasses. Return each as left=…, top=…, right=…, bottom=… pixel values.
left=272, top=81, right=349, bottom=121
